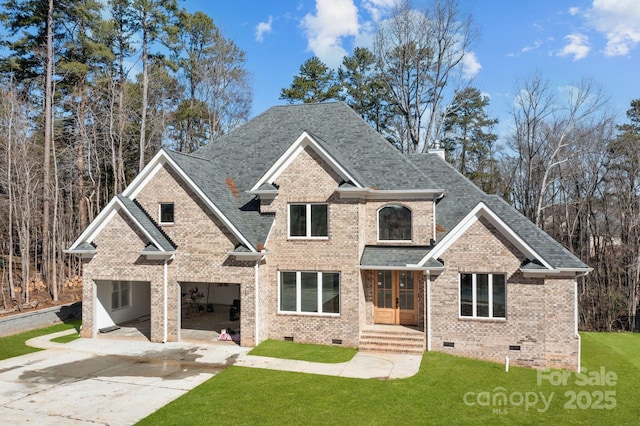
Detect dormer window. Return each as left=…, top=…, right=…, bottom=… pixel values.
left=289, top=203, right=328, bottom=238
left=378, top=205, right=412, bottom=241
left=159, top=203, right=174, bottom=225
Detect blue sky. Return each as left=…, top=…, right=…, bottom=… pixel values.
left=183, top=0, right=639, bottom=129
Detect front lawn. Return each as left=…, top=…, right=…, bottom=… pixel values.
left=0, top=319, right=82, bottom=360
left=139, top=332, right=639, bottom=425
left=248, top=339, right=357, bottom=363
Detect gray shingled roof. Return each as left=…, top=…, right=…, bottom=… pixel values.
left=408, top=154, right=588, bottom=270
left=361, top=246, right=439, bottom=268
left=196, top=102, right=439, bottom=191
left=164, top=150, right=273, bottom=249
left=116, top=195, right=176, bottom=252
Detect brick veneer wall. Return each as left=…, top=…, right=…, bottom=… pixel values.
left=363, top=200, right=434, bottom=246
left=82, top=164, right=257, bottom=345
left=262, top=146, right=362, bottom=347
left=429, top=216, right=579, bottom=370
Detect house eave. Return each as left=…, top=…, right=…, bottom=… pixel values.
left=338, top=188, right=445, bottom=200
left=358, top=264, right=439, bottom=272
left=140, top=251, right=176, bottom=260
left=229, top=250, right=270, bottom=261
left=245, top=189, right=278, bottom=200
left=63, top=249, right=97, bottom=259
left=520, top=267, right=592, bottom=278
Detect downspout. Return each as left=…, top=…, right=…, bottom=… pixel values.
left=575, top=276, right=580, bottom=373
left=163, top=259, right=168, bottom=343
left=254, top=260, right=260, bottom=345
left=426, top=270, right=432, bottom=351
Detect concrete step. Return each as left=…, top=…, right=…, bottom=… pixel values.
left=359, top=326, right=425, bottom=354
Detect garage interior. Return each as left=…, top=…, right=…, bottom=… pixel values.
left=95, top=281, right=241, bottom=343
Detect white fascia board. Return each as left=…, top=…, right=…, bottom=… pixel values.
left=417, top=201, right=553, bottom=269
left=229, top=250, right=269, bottom=261
left=113, top=197, right=170, bottom=252
left=68, top=197, right=121, bottom=250
left=358, top=265, right=429, bottom=271
left=160, top=153, right=257, bottom=252
left=69, top=196, right=168, bottom=253
left=121, top=148, right=256, bottom=252
left=521, top=267, right=593, bottom=278
left=123, top=149, right=169, bottom=198
left=141, top=251, right=176, bottom=260
left=250, top=131, right=363, bottom=192
left=338, top=188, right=445, bottom=200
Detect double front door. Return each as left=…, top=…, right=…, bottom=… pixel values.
left=374, top=270, right=418, bottom=325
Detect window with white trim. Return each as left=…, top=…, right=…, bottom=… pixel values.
left=288, top=203, right=328, bottom=238
left=378, top=205, right=412, bottom=241
left=111, top=281, right=131, bottom=310
left=279, top=271, right=340, bottom=314
left=460, top=273, right=506, bottom=318
left=159, top=203, right=174, bottom=224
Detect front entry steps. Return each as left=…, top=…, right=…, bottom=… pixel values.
left=359, top=325, right=425, bottom=354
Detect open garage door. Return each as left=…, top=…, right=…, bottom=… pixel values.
left=94, top=280, right=151, bottom=338
left=179, top=282, right=241, bottom=342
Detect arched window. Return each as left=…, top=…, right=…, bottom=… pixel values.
left=378, top=205, right=412, bottom=241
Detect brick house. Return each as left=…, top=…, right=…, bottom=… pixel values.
left=67, top=102, right=590, bottom=370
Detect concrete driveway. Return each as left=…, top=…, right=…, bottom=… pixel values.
left=0, top=330, right=422, bottom=425
left=0, top=331, right=248, bottom=425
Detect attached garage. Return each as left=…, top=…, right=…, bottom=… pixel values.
left=94, top=280, right=151, bottom=333
left=179, top=282, right=241, bottom=341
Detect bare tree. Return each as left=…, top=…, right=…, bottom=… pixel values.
left=505, top=73, right=613, bottom=227
left=374, top=0, right=476, bottom=153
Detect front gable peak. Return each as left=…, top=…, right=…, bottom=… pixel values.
left=417, top=201, right=553, bottom=271
left=249, top=131, right=364, bottom=193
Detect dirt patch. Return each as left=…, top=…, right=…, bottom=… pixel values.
left=0, top=283, right=82, bottom=318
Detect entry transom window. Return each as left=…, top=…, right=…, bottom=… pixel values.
left=279, top=271, right=340, bottom=314
left=112, top=281, right=131, bottom=310
left=288, top=203, right=328, bottom=238
left=378, top=205, right=412, bottom=241
left=459, top=273, right=506, bottom=319
left=159, top=203, right=174, bottom=224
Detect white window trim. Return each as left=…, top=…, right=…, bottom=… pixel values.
left=288, top=203, right=329, bottom=239
left=277, top=271, right=340, bottom=316
left=112, top=281, right=131, bottom=311
left=159, top=202, right=175, bottom=225
left=377, top=204, right=413, bottom=243
left=458, top=273, right=506, bottom=320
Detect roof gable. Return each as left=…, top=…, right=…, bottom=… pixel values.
left=67, top=195, right=176, bottom=256
left=196, top=102, right=441, bottom=192
left=250, top=131, right=364, bottom=192
left=416, top=201, right=552, bottom=269
left=409, top=153, right=590, bottom=272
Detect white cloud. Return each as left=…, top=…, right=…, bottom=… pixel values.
left=557, top=33, right=591, bottom=60
left=521, top=39, right=543, bottom=53
left=362, top=0, right=400, bottom=22
left=461, top=51, right=482, bottom=79
left=568, top=7, right=580, bottom=16
left=586, top=0, right=640, bottom=56
left=255, top=16, right=273, bottom=43
left=301, top=0, right=360, bottom=68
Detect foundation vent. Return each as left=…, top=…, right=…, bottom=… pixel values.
left=443, top=341, right=454, bottom=348
left=284, top=336, right=294, bottom=342
left=331, top=339, right=343, bottom=345
left=509, top=345, right=521, bottom=351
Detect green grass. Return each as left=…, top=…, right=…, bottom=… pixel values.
left=51, top=331, right=81, bottom=344
left=0, top=319, right=82, bottom=360
left=139, top=332, right=640, bottom=425
left=247, top=339, right=357, bottom=363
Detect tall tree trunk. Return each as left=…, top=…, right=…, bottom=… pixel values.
left=139, top=13, right=149, bottom=171
left=42, top=0, right=54, bottom=297
left=6, top=86, right=15, bottom=301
